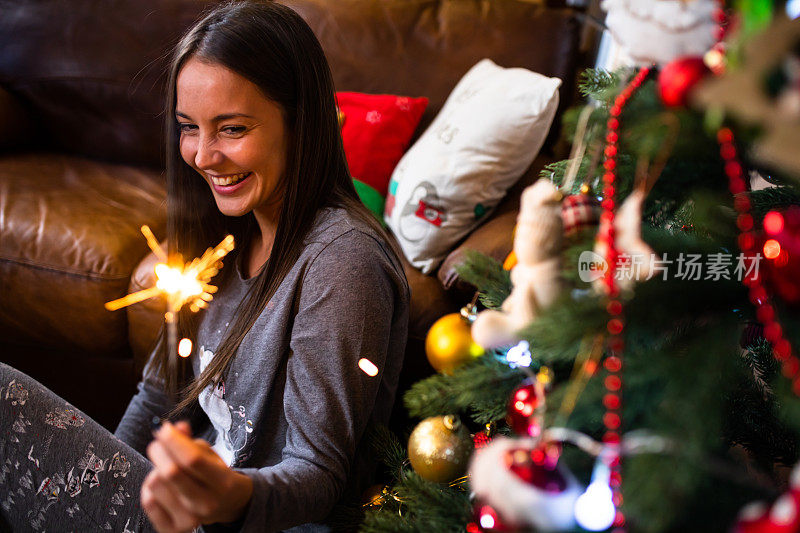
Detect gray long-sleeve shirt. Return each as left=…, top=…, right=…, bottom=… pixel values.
left=115, top=207, right=410, bottom=532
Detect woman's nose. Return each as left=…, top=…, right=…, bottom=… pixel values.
left=194, top=136, right=224, bottom=170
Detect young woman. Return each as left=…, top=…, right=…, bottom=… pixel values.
left=0, top=2, right=409, bottom=531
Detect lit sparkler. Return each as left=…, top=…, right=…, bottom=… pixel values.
left=106, top=226, right=234, bottom=363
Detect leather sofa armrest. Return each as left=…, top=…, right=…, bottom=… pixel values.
left=0, top=87, right=34, bottom=150
left=437, top=153, right=557, bottom=295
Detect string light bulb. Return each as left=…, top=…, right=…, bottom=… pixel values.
left=506, top=340, right=532, bottom=368
left=574, top=457, right=616, bottom=531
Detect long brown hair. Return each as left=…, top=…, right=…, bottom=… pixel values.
left=159, top=0, right=398, bottom=413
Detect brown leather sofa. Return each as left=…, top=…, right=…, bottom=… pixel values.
left=0, top=0, right=585, bottom=430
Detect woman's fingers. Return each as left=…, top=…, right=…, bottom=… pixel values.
left=141, top=470, right=200, bottom=533
left=147, top=440, right=211, bottom=513
left=141, top=472, right=182, bottom=533
left=154, top=422, right=227, bottom=484
left=173, top=420, right=192, bottom=437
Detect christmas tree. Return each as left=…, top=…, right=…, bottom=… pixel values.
left=355, top=2, right=800, bottom=532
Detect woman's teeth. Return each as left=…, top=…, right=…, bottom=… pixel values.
left=210, top=172, right=250, bottom=186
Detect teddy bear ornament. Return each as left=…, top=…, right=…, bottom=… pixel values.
left=471, top=180, right=564, bottom=349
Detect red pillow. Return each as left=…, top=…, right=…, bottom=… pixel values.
left=337, top=92, right=428, bottom=219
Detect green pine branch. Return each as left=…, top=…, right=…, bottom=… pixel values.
left=453, top=250, right=511, bottom=310
left=578, top=67, right=625, bottom=102
left=749, top=186, right=800, bottom=222
left=404, top=356, right=527, bottom=425
left=361, top=472, right=471, bottom=533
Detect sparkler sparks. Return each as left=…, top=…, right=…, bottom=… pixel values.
left=105, top=226, right=234, bottom=365
left=105, top=226, right=234, bottom=314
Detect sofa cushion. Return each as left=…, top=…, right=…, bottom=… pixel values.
left=337, top=92, right=429, bottom=220
left=384, top=59, right=561, bottom=273
left=0, top=154, right=166, bottom=356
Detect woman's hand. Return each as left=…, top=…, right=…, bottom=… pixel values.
left=141, top=421, right=254, bottom=533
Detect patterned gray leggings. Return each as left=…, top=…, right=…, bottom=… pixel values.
left=0, top=362, right=156, bottom=532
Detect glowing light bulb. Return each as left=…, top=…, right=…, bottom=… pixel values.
left=178, top=338, right=193, bottom=358
left=478, top=506, right=498, bottom=530
left=506, top=340, right=532, bottom=368
left=764, top=212, right=785, bottom=235
left=575, top=453, right=616, bottom=531
left=788, top=0, right=800, bottom=19
left=479, top=513, right=495, bottom=530
left=574, top=481, right=616, bottom=531
left=764, top=239, right=782, bottom=260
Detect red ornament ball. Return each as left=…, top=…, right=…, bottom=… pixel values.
left=505, top=446, right=568, bottom=493
left=658, top=56, right=711, bottom=108
left=473, top=430, right=493, bottom=450
left=507, top=380, right=543, bottom=438
left=562, top=192, right=601, bottom=239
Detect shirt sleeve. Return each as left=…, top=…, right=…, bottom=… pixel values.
left=114, top=343, right=176, bottom=455
left=234, top=229, right=402, bottom=531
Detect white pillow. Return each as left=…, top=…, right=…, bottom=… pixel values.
left=383, top=58, right=561, bottom=274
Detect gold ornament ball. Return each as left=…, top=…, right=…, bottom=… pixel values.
left=408, top=415, right=474, bottom=483
left=425, top=313, right=483, bottom=375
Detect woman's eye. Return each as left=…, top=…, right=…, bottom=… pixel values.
left=178, top=123, right=198, bottom=135
left=221, top=126, right=247, bottom=136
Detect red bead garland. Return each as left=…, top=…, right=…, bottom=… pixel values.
left=719, top=127, right=800, bottom=394
left=600, top=66, right=651, bottom=531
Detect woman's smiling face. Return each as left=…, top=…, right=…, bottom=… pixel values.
left=176, top=57, right=288, bottom=218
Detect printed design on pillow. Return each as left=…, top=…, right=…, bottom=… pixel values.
left=455, top=85, right=481, bottom=103
left=44, top=408, right=85, bottom=430
left=107, top=452, right=131, bottom=478
left=398, top=181, right=447, bottom=242
left=366, top=110, right=382, bottom=124
left=383, top=59, right=562, bottom=274
left=77, top=443, right=106, bottom=488
left=37, top=476, right=60, bottom=501
left=386, top=178, right=399, bottom=217
left=3, top=379, right=29, bottom=406
left=435, top=123, right=459, bottom=144
left=396, top=96, right=411, bottom=111
left=416, top=200, right=445, bottom=227
left=198, top=346, right=250, bottom=466
left=10, top=412, right=30, bottom=435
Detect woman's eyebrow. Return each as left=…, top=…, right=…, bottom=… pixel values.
left=175, top=111, right=256, bottom=121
